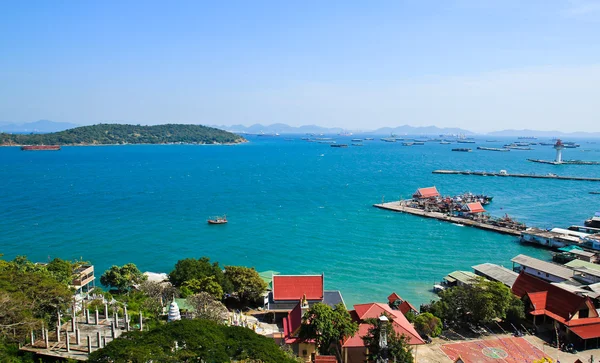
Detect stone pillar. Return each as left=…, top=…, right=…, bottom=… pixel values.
left=101, top=336, right=106, bottom=348
left=139, top=311, right=143, bottom=331
left=44, top=329, right=49, bottom=349
left=95, top=309, right=99, bottom=325
left=86, top=309, right=90, bottom=324
left=87, top=335, right=92, bottom=353
left=96, top=331, right=101, bottom=348
left=104, top=303, right=108, bottom=319
left=124, top=305, right=128, bottom=322
left=65, top=331, right=70, bottom=352
left=125, top=319, right=130, bottom=331
left=111, top=322, right=115, bottom=339
left=76, top=328, right=81, bottom=345
left=71, top=316, right=76, bottom=332
left=30, top=330, right=35, bottom=345
left=114, top=311, right=118, bottom=328
left=56, top=326, right=61, bottom=342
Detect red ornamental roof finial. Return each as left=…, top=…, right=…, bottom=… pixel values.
left=555, top=139, right=563, bottom=147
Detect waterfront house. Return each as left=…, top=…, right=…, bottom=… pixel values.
left=387, top=292, right=418, bottom=315
left=443, top=270, right=478, bottom=287
left=511, top=254, right=574, bottom=283
left=341, top=302, right=425, bottom=363
left=512, top=272, right=600, bottom=350
left=520, top=228, right=586, bottom=249
left=412, top=186, right=440, bottom=199
left=266, top=274, right=344, bottom=311
left=472, top=263, right=518, bottom=288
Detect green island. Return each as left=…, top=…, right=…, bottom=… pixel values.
left=0, top=124, right=246, bottom=146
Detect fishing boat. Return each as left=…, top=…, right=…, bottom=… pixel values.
left=585, top=211, right=600, bottom=228
left=207, top=215, right=227, bottom=224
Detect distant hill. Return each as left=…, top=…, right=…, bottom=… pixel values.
left=0, top=124, right=246, bottom=146
left=0, top=120, right=80, bottom=133
left=369, top=125, right=475, bottom=136
left=212, top=123, right=345, bottom=134
left=212, top=123, right=473, bottom=135
left=487, top=129, right=600, bottom=138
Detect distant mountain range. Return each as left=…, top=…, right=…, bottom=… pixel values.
left=3, top=120, right=600, bottom=137
left=214, top=123, right=476, bottom=135
left=0, top=120, right=80, bottom=133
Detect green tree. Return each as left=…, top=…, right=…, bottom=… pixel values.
left=299, top=303, right=358, bottom=357
left=181, top=276, right=223, bottom=299
left=88, top=319, right=297, bottom=363
left=430, top=277, right=523, bottom=326
left=46, top=258, right=75, bottom=285
left=413, top=312, right=442, bottom=337
left=169, top=257, right=232, bottom=293
left=224, top=266, right=267, bottom=304
left=362, top=316, right=414, bottom=363
left=100, top=263, right=146, bottom=293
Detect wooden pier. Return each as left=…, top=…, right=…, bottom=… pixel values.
left=373, top=201, right=523, bottom=236
left=432, top=170, right=600, bottom=182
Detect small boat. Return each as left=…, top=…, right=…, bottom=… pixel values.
left=440, top=141, right=451, bottom=144
left=352, top=143, right=363, bottom=146
left=364, top=138, right=374, bottom=141
left=351, top=138, right=363, bottom=142
left=433, top=284, right=445, bottom=293
left=452, top=148, right=472, bottom=152
left=413, top=142, right=425, bottom=145
left=590, top=191, right=600, bottom=195
left=207, top=215, right=227, bottom=224
left=330, top=144, right=348, bottom=148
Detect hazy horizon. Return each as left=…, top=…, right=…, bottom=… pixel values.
left=1, top=1, right=599, bottom=133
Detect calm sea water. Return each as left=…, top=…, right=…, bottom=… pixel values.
left=2, top=136, right=599, bottom=308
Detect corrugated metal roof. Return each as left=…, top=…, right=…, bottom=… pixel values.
left=511, top=254, right=574, bottom=280
left=445, top=270, right=477, bottom=285
left=472, top=263, right=519, bottom=287
left=565, top=260, right=600, bottom=271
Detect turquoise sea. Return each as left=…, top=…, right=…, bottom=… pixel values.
left=2, top=136, right=600, bottom=308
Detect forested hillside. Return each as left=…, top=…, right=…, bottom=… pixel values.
left=0, top=124, right=246, bottom=145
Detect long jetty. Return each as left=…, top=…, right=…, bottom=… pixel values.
left=373, top=201, right=523, bottom=236
left=432, top=170, right=600, bottom=182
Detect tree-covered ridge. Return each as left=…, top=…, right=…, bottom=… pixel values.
left=0, top=123, right=246, bottom=145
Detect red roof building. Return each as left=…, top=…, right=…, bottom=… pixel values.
left=387, top=292, right=418, bottom=315
left=512, top=272, right=600, bottom=346
left=465, top=202, right=486, bottom=214
left=413, top=186, right=440, bottom=199
left=314, top=356, right=337, bottom=363
left=273, top=275, right=324, bottom=301
left=342, top=302, right=424, bottom=363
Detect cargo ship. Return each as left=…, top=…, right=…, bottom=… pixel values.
left=21, top=145, right=61, bottom=151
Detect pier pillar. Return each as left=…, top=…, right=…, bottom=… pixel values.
left=76, top=328, right=81, bottom=345
left=96, top=331, right=101, bottom=348
left=95, top=309, right=99, bottom=325
left=65, top=331, right=70, bottom=352
left=87, top=335, right=92, bottom=353
left=44, top=329, right=49, bottom=349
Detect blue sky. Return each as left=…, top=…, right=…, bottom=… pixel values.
left=1, top=0, right=599, bottom=132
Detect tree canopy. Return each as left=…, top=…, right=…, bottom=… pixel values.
left=423, top=277, right=525, bottom=327
left=1, top=124, right=246, bottom=146
left=88, top=319, right=298, bottom=363
left=100, top=263, right=146, bottom=293
left=413, top=312, right=442, bottom=337
left=224, top=266, right=267, bottom=304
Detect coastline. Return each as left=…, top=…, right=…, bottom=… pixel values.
left=0, top=139, right=248, bottom=147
